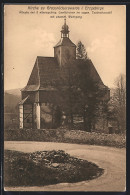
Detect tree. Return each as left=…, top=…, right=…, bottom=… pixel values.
left=59, top=44, right=90, bottom=128
left=76, top=41, right=101, bottom=131
left=76, top=41, right=87, bottom=59
left=56, top=40, right=109, bottom=132
left=57, top=59, right=80, bottom=127
left=109, top=74, right=126, bottom=133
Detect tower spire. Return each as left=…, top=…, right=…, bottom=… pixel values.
left=61, top=19, right=69, bottom=38
left=64, top=18, right=66, bottom=24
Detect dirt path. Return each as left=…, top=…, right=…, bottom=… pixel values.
left=4, top=141, right=126, bottom=191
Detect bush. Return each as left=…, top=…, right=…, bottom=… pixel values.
left=4, top=150, right=104, bottom=187
left=4, top=128, right=126, bottom=148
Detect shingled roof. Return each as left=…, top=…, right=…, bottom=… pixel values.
left=76, top=59, right=107, bottom=89
left=22, top=57, right=60, bottom=91
left=22, top=56, right=107, bottom=92
left=54, top=37, right=76, bottom=48
left=38, top=56, right=60, bottom=89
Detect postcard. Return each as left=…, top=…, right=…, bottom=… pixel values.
left=4, top=4, right=126, bottom=191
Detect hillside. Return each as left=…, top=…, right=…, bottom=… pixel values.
left=4, top=91, right=21, bottom=113
left=5, top=88, right=21, bottom=97
left=4, top=89, right=21, bottom=129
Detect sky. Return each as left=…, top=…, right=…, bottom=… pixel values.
left=4, top=5, right=126, bottom=90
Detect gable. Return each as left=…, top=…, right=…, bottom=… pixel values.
left=27, top=59, right=40, bottom=86
left=22, top=56, right=108, bottom=94
left=37, top=57, right=60, bottom=89
left=88, top=60, right=104, bottom=86
left=76, top=59, right=106, bottom=88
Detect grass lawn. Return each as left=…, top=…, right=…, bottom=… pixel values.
left=4, top=150, right=104, bottom=187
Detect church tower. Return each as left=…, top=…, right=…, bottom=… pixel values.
left=54, top=19, right=76, bottom=67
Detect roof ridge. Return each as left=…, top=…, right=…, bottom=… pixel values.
left=36, top=57, right=40, bottom=91
left=37, top=56, right=55, bottom=58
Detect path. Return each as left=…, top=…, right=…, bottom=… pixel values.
left=4, top=141, right=126, bottom=191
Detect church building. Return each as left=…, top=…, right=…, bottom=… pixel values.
left=19, top=19, right=110, bottom=132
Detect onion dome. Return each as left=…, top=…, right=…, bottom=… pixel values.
left=61, top=19, right=69, bottom=38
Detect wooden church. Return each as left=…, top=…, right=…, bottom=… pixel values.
left=19, top=19, right=110, bottom=132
